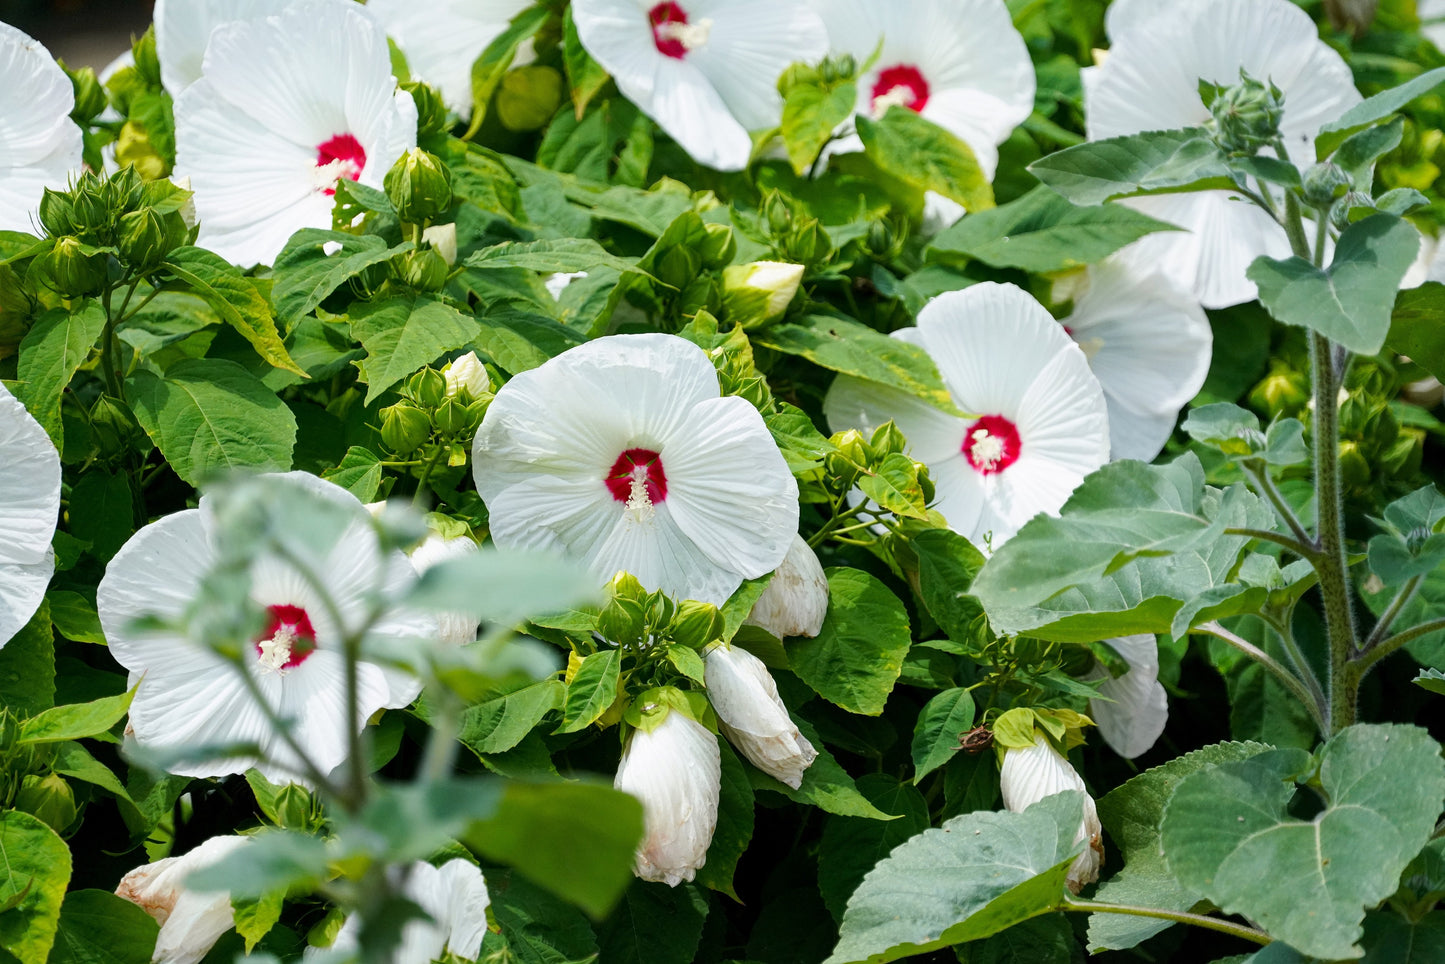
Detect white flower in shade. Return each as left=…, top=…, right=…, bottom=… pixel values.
left=744, top=533, right=828, bottom=639
left=1061, top=255, right=1212, bottom=462
left=173, top=0, right=418, bottom=266
left=1084, top=634, right=1168, bottom=760
left=0, top=23, right=82, bottom=233
left=704, top=641, right=816, bottom=788
left=443, top=351, right=490, bottom=400
left=408, top=532, right=481, bottom=646
left=153, top=0, right=293, bottom=95
left=116, top=835, right=250, bottom=964
left=0, top=381, right=60, bottom=648
left=326, top=860, right=490, bottom=964
left=473, top=333, right=799, bottom=606
left=999, top=736, right=1104, bottom=893
left=368, top=0, right=534, bottom=118
left=613, top=708, right=721, bottom=886
left=98, top=472, right=432, bottom=785
left=1083, top=0, right=1362, bottom=308
left=572, top=0, right=828, bottom=171
left=824, top=282, right=1109, bottom=549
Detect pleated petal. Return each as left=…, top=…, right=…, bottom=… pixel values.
left=705, top=643, right=816, bottom=788
left=154, top=0, right=294, bottom=95
left=0, top=23, right=82, bottom=232
left=614, top=711, right=721, bottom=886
left=1087, top=634, right=1169, bottom=759
left=0, top=383, right=61, bottom=568
left=999, top=738, right=1103, bottom=893
left=689, top=0, right=828, bottom=131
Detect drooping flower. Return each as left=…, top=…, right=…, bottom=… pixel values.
left=705, top=641, right=816, bottom=788
left=98, top=472, right=432, bottom=785
left=407, top=531, right=481, bottom=646
left=744, top=533, right=829, bottom=638
left=473, top=333, right=799, bottom=606
left=571, top=0, right=828, bottom=171
left=0, top=381, right=60, bottom=648
left=367, top=0, right=535, bottom=118
left=326, top=859, right=491, bottom=964
left=999, top=735, right=1104, bottom=893
left=153, top=0, right=293, bottom=96
left=1060, top=255, right=1212, bottom=462
left=173, top=0, right=418, bottom=266
left=1082, top=0, right=1362, bottom=308
left=116, top=835, right=251, bottom=964
left=1084, top=634, right=1169, bottom=760
left=613, top=707, right=722, bottom=886
left=0, top=22, right=83, bottom=233
left=824, top=282, right=1109, bottom=549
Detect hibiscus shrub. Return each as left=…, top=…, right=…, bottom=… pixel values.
left=2, top=0, right=1445, bottom=962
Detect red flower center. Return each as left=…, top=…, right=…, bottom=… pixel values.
left=962, top=415, right=1021, bottom=475
left=255, top=604, right=318, bottom=670
left=606, top=448, right=668, bottom=504
left=315, top=134, right=367, bottom=196
left=871, top=64, right=930, bottom=114
left=649, top=2, right=691, bottom=59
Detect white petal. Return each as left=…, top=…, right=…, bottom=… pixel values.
left=1100, top=403, right=1181, bottom=464
left=688, top=0, right=828, bottom=131
left=745, top=534, right=829, bottom=639
left=822, top=374, right=967, bottom=464
left=154, top=0, right=295, bottom=95
left=0, top=556, right=54, bottom=652
left=408, top=533, right=481, bottom=646
left=117, top=835, right=249, bottom=964
left=614, top=711, right=721, bottom=886
left=999, top=737, right=1103, bottom=893
left=706, top=642, right=816, bottom=788
left=0, top=383, right=60, bottom=569
left=1087, top=634, right=1168, bottom=759
left=0, top=24, right=82, bottom=232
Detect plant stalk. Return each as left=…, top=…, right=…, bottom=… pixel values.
left=1198, top=621, right=1327, bottom=735
left=1064, top=898, right=1271, bottom=946
left=1310, top=331, right=1357, bottom=734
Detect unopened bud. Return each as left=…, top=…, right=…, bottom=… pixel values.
left=90, top=395, right=142, bottom=456
left=131, top=27, right=161, bottom=89
left=16, top=774, right=77, bottom=833
left=785, top=218, right=832, bottom=265
left=407, top=368, right=448, bottom=410
left=117, top=208, right=169, bottom=270
left=422, top=222, right=457, bottom=265
left=655, top=245, right=702, bottom=291
left=699, top=223, right=736, bottom=269
left=761, top=192, right=793, bottom=235
left=380, top=404, right=431, bottom=455
left=384, top=148, right=453, bottom=225
left=1302, top=162, right=1352, bottom=209
left=1249, top=365, right=1309, bottom=417
left=273, top=783, right=313, bottom=830
left=746, top=534, right=829, bottom=638
left=114, top=121, right=167, bottom=181
left=496, top=65, right=565, bottom=132
left=1208, top=69, right=1285, bottom=155
left=70, top=175, right=109, bottom=238
left=598, top=594, right=646, bottom=644
left=40, top=237, right=107, bottom=298
left=669, top=600, right=723, bottom=650
left=395, top=247, right=449, bottom=291
left=722, top=261, right=804, bottom=329
left=442, top=351, right=490, bottom=402
left=68, top=66, right=107, bottom=123
left=38, top=189, right=76, bottom=238
left=1338, top=439, right=1370, bottom=489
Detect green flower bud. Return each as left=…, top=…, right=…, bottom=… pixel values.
left=1249, top=364, right=1309, bottom=417
left=384, top=148, right=453, bottom=225
left=645, top=591, right=677, bottom=631
left=434, top=397, right=470, bottom=436
left=1302, top=162, right=1352, bottom=209
left=1338, top=439, right=1370, bottom=490
left=818, top=53, right=857, bottom=86
left=395, top=247, right=450, bottom=292
left=113, top=121, right=168, bottom=181
left=37, top=189, right=77, bottom=238
left=16, top=774, right=77, bottom=834
left=1332, top=190, right=1371, bottom=231
left=830, top=428, right=871, bottom=467
left=39, top=237, right=107, bottom=298
left=722, top=261, right=804, bottom=329
left=70, top=174, right=110, bottom=239
left=496, top=65, right=565, bottom=133
left=408, top=367, right=449, bottom=409
left=784, top=218, right=832, bottom=266
left=1207, top=69, right=1285, bottom=156
left=598, top=594, right=646, bottom=644
left=68, top=65, right=107, bottom=123
left=699, top=223, right=737, bottom=269
left=760, top=191, right=794, bottom=235
left=655, top=244, right=702, bottom=291
left=273, top=783, right=314, bottom=830
left=131, top=26, right=161, bottom=88
left=380, top=403, right=431, bottom=455
left=90, top=395, right=143, bottom=457
left=117, top=208, right=169, bottom=270
left=606, top=570, right=649, bottom=605
left=402, top=81, right=450, bottom=136
left=669, top=600, right=724, bottom=651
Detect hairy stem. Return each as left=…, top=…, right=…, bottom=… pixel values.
left=1361, top=575, right=1422, bottom=655
left=1310, top=331, right=1357, bottom=734
left=1243, top=463, right=1315, bottom=550
left=1064, top=898, right=1271, bottom=946
left=1361, top=616, right=1445, bottom=673
left=1197, top=621, right=1327, bottom=736
left=1223, top=527, right=1317, bottom=559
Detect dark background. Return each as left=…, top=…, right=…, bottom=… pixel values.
left=1, top=0, right=152, bottom=69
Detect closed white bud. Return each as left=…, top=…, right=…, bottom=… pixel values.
left=1085, top=635, right=1168, bottom=760
left=422, top=222, right=457, bottom=265
left=613, top=709, right=721, bottom=886
left=116, top=835, right=250, bottom=964
left=722, top=261, right=804, bottom=327
left=443, top=351, right=490, bottom=400
left=705, top=642, right=817, bottom=789
left=999, top=737, right=1103, bottom=894
left=745, top=534, right=828, bottom=638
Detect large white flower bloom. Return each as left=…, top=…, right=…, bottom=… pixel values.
left=744, top=533, right=829, bottom=639
left=473, top=333, right=799, bottom=606
left=614, top=708, right=721, bottom=886
left=1083, top=0, right=1362, bottom=308
left=571, top=0, right=828, bottom=171
left=704, top=641, right=816, bottom=788
left=1062, top=255, right=1212, bottom=462
left=824, top=282, right=1109, bottom=549
left=1084, top=634, right=1168, bottom=760
left=153, top=0, right=293, bottom=96
left=98, top=472, right=432, bottom=785
left=116, top=835, right=251, bottom=964
left=173, top=0, right=418, bottom=266
left=0, top=23, right=83, bottom=234
left=0, top=381, right=60, bottom=648
left=368, top=0, right=534, bottom=118
left=999, top=736, right=1103, bottom=893
left=327, top=860, right=490, bottom=964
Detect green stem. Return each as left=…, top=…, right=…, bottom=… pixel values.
left=412, top=445, right=448, bottom=509
left=99, top=286, right=124, bottom=401
left=1260, top=609, right=1325, bottom=713
left=806, top=499, right=867, bottom=549
left=1360, top=615, right=1445, bottom=673
left=1063, top=897, right=1271, bottom=946
left=1243, top=463, right=1315, bottom=549
left=1282, top=191, right=1312, bottom=260
left=1223, top=527, right=1317, bottom=560
left=1311, top=331, right=1357, bottom=734
left=1312, top=209, right=1331, bottom=269
left=1360, top=575, right=1422, bottom=655
left=1198, top=621, right=1327, bottom=735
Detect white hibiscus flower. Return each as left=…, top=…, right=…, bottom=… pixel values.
left=571, top=0, right=828, bottom=171
left=1083, top=0, right=1362, bottom=308
left=326, top=859, right=490, bottom=964
left=0, top=381, right=60, bottom=648
left=999, top=734, right=1104, bottom=894
left=97, top=472, right=433, bottom=785
left=153, top=0, right=293, bottom=96
left=744, top=533, right=829, bottom=639
left=0, top=23, right=83, bottom=234
left=705, top=640, right=816, bottom=788
left=116, top=835, right=251, bottom=964
left=1084, top=634, right=1169, bottom=760
left=824, top=282, right=1109, bottom=549
left=472, top=333, right=799, bottom=606
left=1061, top=255, right=1212, bottom=462
left=173, top=0, right=417, bottom=266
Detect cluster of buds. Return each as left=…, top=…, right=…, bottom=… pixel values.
left=759, top=190, right=833, bottom=266
left=631, top=211, right=739, bottom=323
left=0, top=710, right=76, bottom=834
left=597, top=571, right=726, bottom=653
left=103, top=28, right=173, bottom=179
left=826, top=421, right=935, bottom=509
left=378, top=352, right=493, bottom=463
left=1202, top=69, right=1285, bottom=156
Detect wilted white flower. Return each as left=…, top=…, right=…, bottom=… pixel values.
left=999, top=736, right=1103, bottom=893
left=721, top=261, right=804, bottom=327
left=1084, top=635, right=1168, bottom=760
left=116, top=835, right=250, bottom=964
left=0, top=381, right=60, bottom=648
left=744, top=534, right=828, bottom=638
left=705, top=641, right=816, bottom=788
left=327, top=859, right=490, bottom=964
left=613, top=708, right=721, bottom=886
left=443, top=351, right=490, bottom=400
left=0, top=23, right=83, bottom=233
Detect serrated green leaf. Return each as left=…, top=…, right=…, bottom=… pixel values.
left=557, top=649, right=622, bottom=734
left=232, top=889, right=284, bottom=954
left=595, top=881, right=708, bottom=964
left=561, top=7, right=608, bottom=118
left=782, top=73, right=857, bottom=176
left=910, top=688, right=976, bottom=781
left=320, top=447, right=384, bottom=503
left=750, top=716, right=896, bottom=821
left=0, top=810, right=72, bottom=964
left=789, top=568, right=910, bottom=716
left=162, top=247, right=304, bottom=376
left=270, top=229, right=411, bottom=324
left=464, top=238, right=647, bottom=278
left=406, top=548, right=598, bottom=627
left=349, top=294, right=481, bottom=404
left=1387, top=283, right=1445, bottom=384
left=858, top=453, right=930, bottom=520
left=14, top=301, right=105, bottom=449
left=910, top=527, right=987, bottom=644
left=857, top=108, right=993, bottom=212
left=1414, top=668, right=1445, bottom=695
left=1027, top=128, right=1232, bottom=205
left=460, top=680, right=565, bottom=755
left=485, top=869, right=600, bottom=964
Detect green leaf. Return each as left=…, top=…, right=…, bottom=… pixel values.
left=927, top=185, right=1178, bottom=272
left=789, top=568, right=910, bottom=715
left=1246, top=214, right=1420, bottom=355
left=695, top=741, right=754, bottom=901
left=50, top=743, right=131, bottom=802
left=910, top=688, right=976, bottom=782
left=1360, top=911, right=1445, bottom=963
left=1368, top=485, right=1445, bottom=584
left=349, top=294, right=482, bottom=404
left=858, top=453, right=930, bottom=520
left=956, top=914, right=1076, bottom=964
left=270, top=229, right=411, bottom=324
left=128, top=359, right=297, bottom=485
left=232, top=890, right=284, bottom=954
left=1027, top=128, right=1232, bottom=205
left=47, top=890, right=158, bottom=964
left=464, top=4, right=551, bottom=139
left=319, top=447, right=384, bottom=503
left=0, top=603, right=55, bottom=716
left=464, top=238, right=647, bottom=279
left=856, top=107, right=994, bottom=212
left=473, top=309, right=585, bottom=375
left=67, top=471, right=133, bottom=563
left=14, top=302, right=105, bottom=448
left=1333, top=118, right=1404, bottom=191
left=557, top=649, right=622, bottom=734
left=406, top=548, right=598, bottom=627
left=1162, top=724, right=1445, bottom=960
left=910, top=528, right=987, bottom=643
left=1086, top=740, right=1270, bottom=951
left=750, top=716, right=896, bottom=821
left=0, top=810, right=72, bottom=964
left=817, top=775, right=930, bottom=921
left=162, top=247, right=304, bottom=376
left=1316, top=66, right=1445, bottom=158
left=755, top=314, right=962, bottom=416
left=825, top=792, right=1085, bottom=964
left=561, top=7, right=608, bottom=118
left=1387, top=283, right=1445, bottom=384
left=781, top=72, right=857, bottom=176
left=1414, top=668, right=1445, bottom=695
left=485, top=869, right=601, bottom=964
left=595, top=881, right=709, bottom=964
left=18, top=689, right=133, bottom=745
left=44, top=592, right=104, bottom=646
left=460, top=680, right=565, bottom=754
